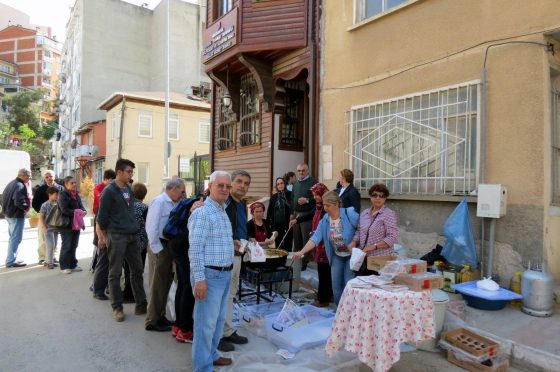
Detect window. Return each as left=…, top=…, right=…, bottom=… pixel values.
left=357, top=0, right=410, bottom=22
left=138, top=111, right=152, bottom=137
left=199, top=118, right=210, bottom=143
left=240, top=74, right=260, bottom=147
left=552, top=86, right=560, bottom=205
left=111, top=111, right=121, bottom=140
left=280, top=79, right=306, bottom=150
left=218, top=0, right=232, bottom=18
left=168, top=114, right=179, bottom=140
left=347, top=82, right=480, bottom=196
left=216, top=86, right=236, bottom=151
left=136, top=163, right=149, bottom=185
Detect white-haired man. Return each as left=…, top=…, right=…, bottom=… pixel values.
left=189, top=170, right=234, bottom=371
left=32, top=170, right=63, bottom=265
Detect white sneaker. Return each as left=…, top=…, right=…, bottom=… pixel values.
left=62, top=269, right=72, bottom=274
left=71, top=266, right=83, bottom=272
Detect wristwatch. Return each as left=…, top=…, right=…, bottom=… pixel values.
left=374, top=243, right=378, bottom=250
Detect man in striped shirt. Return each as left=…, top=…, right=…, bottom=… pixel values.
left=189, top=170, right=235, bottom=371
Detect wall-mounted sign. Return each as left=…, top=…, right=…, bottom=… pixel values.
left=203, top=8, right=238, bottom=63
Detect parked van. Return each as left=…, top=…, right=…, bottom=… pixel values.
left=0, top=149, right=32, bottom=217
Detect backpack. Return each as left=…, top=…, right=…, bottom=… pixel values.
left=162, top=197, right=198, bottom=240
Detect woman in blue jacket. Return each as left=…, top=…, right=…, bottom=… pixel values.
left=293, top=190, right=360, bottom=305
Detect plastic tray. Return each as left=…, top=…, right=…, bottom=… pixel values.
left=264, top=305, right=335, bottom=353
left=451, top=281, right=522, bottom=300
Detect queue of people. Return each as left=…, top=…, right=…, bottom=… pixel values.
left=3, top=161, right=399, bottom=372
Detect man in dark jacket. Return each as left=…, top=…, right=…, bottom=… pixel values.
left=3, top=168, right=31, bottom=267
left=32, top=170, right=64, bottom=264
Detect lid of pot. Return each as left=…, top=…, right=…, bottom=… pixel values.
left=432, top=289, right=450, bottom=303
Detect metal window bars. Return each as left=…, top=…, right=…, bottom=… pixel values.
left=346, top=82, right=480, bottom=196
left=239, top=74, right=260, bottom=147
left=216, top=86, right=236, bottom=151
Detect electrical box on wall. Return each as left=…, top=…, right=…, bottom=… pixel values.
left=476, top=184, right=507, bottom=218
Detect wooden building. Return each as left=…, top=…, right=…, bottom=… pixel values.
left=203, top=0, right=321, bottom=198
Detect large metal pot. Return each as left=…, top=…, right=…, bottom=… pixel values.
left=246, top=249, right=288, bottom=270
left=521, top=269, right=554, bottom=317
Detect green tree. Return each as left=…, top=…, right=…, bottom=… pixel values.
left=18, top=124, right=42, bottom=156
left=38, top=120, right=58, bottom=140
left=4, top=90, right=43, bottom=133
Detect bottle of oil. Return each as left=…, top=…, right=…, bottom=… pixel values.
left=510, top=271, right=522, bottom=306
left=459, top=264, right=474, bottom=283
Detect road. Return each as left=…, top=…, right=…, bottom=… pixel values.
left=0, top=220, right=522, bottom=371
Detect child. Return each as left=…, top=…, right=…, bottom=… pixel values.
left=39, top=186, right=60, bottom=269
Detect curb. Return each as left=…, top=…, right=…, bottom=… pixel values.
left=469, top=327, right=560, bottom=372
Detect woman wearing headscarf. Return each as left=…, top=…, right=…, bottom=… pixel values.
left=247, top=202, right=274, bottom=245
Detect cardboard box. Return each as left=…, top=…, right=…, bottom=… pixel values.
left=397, top=258, right=427, bottom=274
left=447, top=350, right=509, bottom=372
left=366, top=255, right=397, bottom=271
left=442, top=328, right=500, bottom=358
left=394, top=272, right=443, bottom=291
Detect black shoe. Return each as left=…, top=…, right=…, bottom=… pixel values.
left=38, top=260, right=45, bottom=265
left=223, top=331, right=248, bottom=345
left=93, top=293, right=109, bottom=301
left=6, top=262, right=27, bottom=268
left=217, top=338, right=235, bottom=352
left=146, top=323, right=171, bottom=332
left=158, top=317, right=172, bottom=327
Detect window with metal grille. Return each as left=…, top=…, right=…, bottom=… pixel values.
left=552, top=88, right=560, bottom=205
left=199, top=118, right=210, bottom=143
left=347, top=81, right=480, bottom=196
left=280, top=80, right=305, bottom=150
left=216, top=86, right=235, bottom=151
left=240, top=74, right=260, bottom=147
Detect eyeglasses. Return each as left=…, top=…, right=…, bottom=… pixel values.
left=214, top=183, right=232, bottom=190
left=296, top=169, right=306, bottom=173
left=370, top=193, right=386, bottom=199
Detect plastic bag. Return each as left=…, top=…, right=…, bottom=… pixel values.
left=349, top=248, right=366, bottom=271
left=476, top=277, right=499, bottom=291
left=248, top=241, right=266, bottom=262
left=166, top=280, right=177, bottom=321
left=441, top=198, right=477, bottom=268
left=379, top=260, right=406, bottom=280
left=273, top=299, right=308, bottom=330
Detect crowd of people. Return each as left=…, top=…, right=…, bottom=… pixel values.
left=2, top=161, right=399, bottom=372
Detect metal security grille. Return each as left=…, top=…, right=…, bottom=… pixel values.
left=553, top=89, right=560, bottom=205
left=346, top=82, right=480, bottom=196
left=239, top=74, right=260, bottom=147
left=216, top=86, right=235, bottom=151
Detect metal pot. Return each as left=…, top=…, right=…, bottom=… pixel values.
left=521, top=269, right=554, bottom=317
left=246, top=249, right=288, bottom=270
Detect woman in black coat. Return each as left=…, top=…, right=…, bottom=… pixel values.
left=337, top=169, right=361, bottom=213
left=266, top=177, right=292, bottom=249
left=57, top=176, right=86, bottom=273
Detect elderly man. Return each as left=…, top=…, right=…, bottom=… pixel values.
left=189, top=170, right=234, bottom=371
left=290, top=163, right=317, bottom=269
left=218, top=170, right=251, bottom=352
left=96, top=159, right=147, bottom=322
left=3, top=168, right=32, bottom=267
left=32, top=170, right=64, bottom=265
left=144, top=178, right=185, bottom=332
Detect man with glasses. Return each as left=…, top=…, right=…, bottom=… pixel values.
left=32, top=170, right=64, bottom=265
left=3, top=168, right=32, bottom=267
left=290, top=163, right=317, bottom=269
left=189, top=170, right=235, bottom=370
left=144, top=177, right=186, bottom=331
left=96, top=159, right=147, bottom=322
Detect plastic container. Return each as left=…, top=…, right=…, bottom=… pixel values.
left=416, top=289, right=450, bottom=351
left=459, top=264, right=474, bottom=283
left=264, top=304, right=335, bottom=353
left=238, top=301, right=286, bottom=337
left=452, top=281, right=522, bottom=311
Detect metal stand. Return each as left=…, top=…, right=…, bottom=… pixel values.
left=239, top=265, right=293, bottom=304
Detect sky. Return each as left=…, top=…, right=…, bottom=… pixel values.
left=0, top=0, right=172, bottom=42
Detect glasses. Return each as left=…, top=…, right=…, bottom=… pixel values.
left=370, top=193, right=386, bottom=199
left=296, top=169, right=306, bottom=173
left=214, top=183, right=232, bottom=190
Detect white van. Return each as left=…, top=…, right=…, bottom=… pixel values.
left=0, top=149, right=32, bottom=217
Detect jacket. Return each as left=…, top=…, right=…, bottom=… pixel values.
left=96, top=181, right=138, bottom=234
left=266, top=190, right=292, bottom=230
left=338, top=184, right=361, bottom=213
left=309, top=207, right=360, bottom=264
left=32, top=182, right=64, bottom=212
left=225, top=195, right=247, bottom=241
left=2, top=177, right=29, bottom=218
left=57, top=189, right=85, bottom=230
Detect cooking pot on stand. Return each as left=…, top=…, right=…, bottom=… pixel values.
left=246, top=249, right=289, bottom=270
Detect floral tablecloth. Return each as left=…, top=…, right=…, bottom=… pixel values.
left=325, top=279, right=435, bottom=372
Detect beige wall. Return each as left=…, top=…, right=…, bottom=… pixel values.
left=322, top=0, right=560, bottom=279
left=106, top=100, right=210, bottom=203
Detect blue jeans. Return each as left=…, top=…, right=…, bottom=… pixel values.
left=330, top=255, right=355, bottom=305
left=44, top=229, right=59, bottom=264
left=191, top=268, right=231, bottom=372
left=6, top=217, right=24, bottom=265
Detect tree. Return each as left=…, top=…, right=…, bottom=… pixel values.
left=4, top=90, right=43, bottom=133
left=18, top=124, right=41, bottom=156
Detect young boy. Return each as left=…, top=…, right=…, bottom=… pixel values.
left=39, top=186, right=60, bottom=269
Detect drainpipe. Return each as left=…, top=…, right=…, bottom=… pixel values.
left=308, top=0, right=318, bottom=175
left=118, top=95, right=126, bottom=159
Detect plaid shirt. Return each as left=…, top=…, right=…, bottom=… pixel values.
left=353, top=206, right=398, bottom=257
left=188, top=197, right=234, bottom=282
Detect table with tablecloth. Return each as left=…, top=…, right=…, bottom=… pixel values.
left=325, top=278, right=435, bottom=372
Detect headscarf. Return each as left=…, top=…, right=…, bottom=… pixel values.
left=310, top=183, right=328, bottom=198
left=249, top=201, right=266, bottom=215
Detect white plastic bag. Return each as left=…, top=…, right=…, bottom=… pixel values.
left=166, top=280, right=177, bottom=321
left=349, top=248, right=366, bottom=271
left=476, top=277, right=499, bottom=291
left=273, top=299, right=308, bottom=330
left=248, top=241, right=266, bottom=262
left=379, top=260, right=406, bottom=280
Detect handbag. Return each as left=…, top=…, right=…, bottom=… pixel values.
left=46, top=204, right=69, bottom=228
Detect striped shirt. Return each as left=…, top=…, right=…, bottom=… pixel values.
left=188, top=197, right=234, bottom=282
left=353, top=206, right=398, bottom=257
